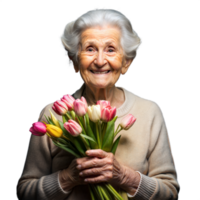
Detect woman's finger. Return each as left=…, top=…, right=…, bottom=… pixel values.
left=84, top=173, right=113, bottom=184
left=86, top=149, right=113, bottom=159
left=80, top=165, right=113, bottom=177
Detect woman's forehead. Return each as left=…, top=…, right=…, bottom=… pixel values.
left=80, top=26, right=121, bottom=46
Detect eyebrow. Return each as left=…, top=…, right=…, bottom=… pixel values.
left=82, top=40, right=117, bottom=48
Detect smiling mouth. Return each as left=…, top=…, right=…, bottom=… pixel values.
left=90, top=70, right=111, bottom=74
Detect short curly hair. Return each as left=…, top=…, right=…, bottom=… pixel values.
left=61, top=9, right=141, bottom=66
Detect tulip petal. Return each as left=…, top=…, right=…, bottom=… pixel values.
left=73, top=99, right=87, bottom=116
left=120, top=114, right=136, bottom=130
left=28, top=122, right=46, bottom=136
left=61, top=94, right=75, bottom=111
left=64, top=120, right=82, bottom=137
left=33, top=122, right=46, bottom=133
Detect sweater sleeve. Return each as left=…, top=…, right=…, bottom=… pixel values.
left=129, top=103, right=180, bottom=200
left=17, top=106, right=71, bottom=200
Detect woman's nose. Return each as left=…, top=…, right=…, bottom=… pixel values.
left=94, top=51, right=107, bottom=67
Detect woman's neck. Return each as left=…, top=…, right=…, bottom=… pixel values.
left=83, top=85, right=125, bottom=108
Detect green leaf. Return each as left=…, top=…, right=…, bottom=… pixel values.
left=48, top=117, right=55, bottom=125
left=62, top=115, right=67, bottom=123
left=58, top=120, right=86, bottom=156
left=111, top=135, right=121, bottom=154
left=102, top=116, right=117, bottom=152
left=77, top=116, right=87, bottom=135
left=44, top=115, right=52, bottom=124
left=85, top=114, right=98, bottom=149
left=52, top=140, right=81, bottom=158
left=56, top=137, right=68, bottom=145
left=81, top=134, right=97, bottom=143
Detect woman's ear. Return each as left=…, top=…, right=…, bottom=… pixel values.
left=68, top=54, right=79, bottom=73
left=121, top=58, right=133, bottom=75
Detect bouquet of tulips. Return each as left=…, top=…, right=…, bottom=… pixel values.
left=30, top=94, right=136, bottom=200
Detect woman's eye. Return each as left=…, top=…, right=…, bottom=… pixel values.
left=108, top=49, right=114, bottom=52
left=87, top=47, right=94, bottom=52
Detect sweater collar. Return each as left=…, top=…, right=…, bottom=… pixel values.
left=73, top=84, right=136, bottom=118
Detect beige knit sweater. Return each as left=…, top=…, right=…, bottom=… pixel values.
left=17, top=85, right=180, bottom=200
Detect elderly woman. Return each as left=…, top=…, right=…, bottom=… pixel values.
left=17, top=9, right=179, bottom=200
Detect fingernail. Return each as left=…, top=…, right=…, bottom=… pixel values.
left=79, top=172, right=83, bottom=176
left=84, top=179, right=88, bottom=182
left=86, top=150, right=92, bottom=155
left=77, top=165, right=81, bottom=170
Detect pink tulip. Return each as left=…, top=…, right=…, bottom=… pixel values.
left=97, top=100, right=110, bottom=111
left=29, top=122, right=46, bottom=136
left=61, top=95, right=75, bottom=111
left=64, top=119, right=82, bottom=137
left=101, top=106, right=116, bottom=122
left=73, top=97, right=87, bottom=116
left=120, top=114, right=136, bottom=130
left=52, top=100, right=68, bottom=115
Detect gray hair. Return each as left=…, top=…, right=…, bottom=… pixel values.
left=61, top=9, right=141, bottom=66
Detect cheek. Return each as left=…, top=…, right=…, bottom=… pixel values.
left=108, top=54, right=124, bottom=70
left=78, top=54, right=94, bottom=69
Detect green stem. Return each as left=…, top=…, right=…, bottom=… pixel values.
left=99, top=121, right=102, bottom=146
left=105, top=184, right=124, bottom=200
left=91, top=185, right=101, bottom=200
left=70, top=110, right=76, bottom=120
left=80, top=134, right=90, bottom=150
left=83, top=115, right=88, bottom=132
left=96, top=121, right=101, bottom=149
left=114, top=125, right=122, bottom=137
left=97, top=185, right=104, bottom=200
left=102, top=122, right=107, bottom=139
left=99, top=186, right=110, bottom=200
left=88, top=185, right=95, bottom=200
left=65, top=112, right=72, bottom=120
left=77, top=116, right=87, bottom=135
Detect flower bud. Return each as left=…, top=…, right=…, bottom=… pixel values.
left=46, top=124, right=63, bottom=138
left=61, top=95, right=75, bottom=111
left=73, top=98, right=87, bottom=116
left=29, top=122, right=46, bottom=136
left=87, top=105, right=101, bottom=122
left=120, top=114, right=136, bottom=130
left=52, top=100, right=68, bottom=115
left=49, top=110, right=60, bottom=127
left=64, top=119, right=82, bottom=137
left=97, top=100, right=110, bottom=111
left=101, top=106, right=116, bottom=122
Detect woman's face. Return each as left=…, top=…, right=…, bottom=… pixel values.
left=75, top=26, right=132, bottom=90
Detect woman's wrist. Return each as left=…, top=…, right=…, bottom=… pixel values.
left=120, top=166, right=141, bottom=195
left=58, top=169, right=76, bottom=192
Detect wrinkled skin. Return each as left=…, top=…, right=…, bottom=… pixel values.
left=62, top=149, right=124, bottom=190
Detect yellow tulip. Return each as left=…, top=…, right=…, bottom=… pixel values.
left=46, top=124, right=63, bottom=138
left=49, top=110, right=60, bottom=127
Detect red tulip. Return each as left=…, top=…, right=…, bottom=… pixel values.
left=120, top=114, right=136, bottom=130
left=29, top=122, right=46, bottom=136
left=52, top=100, right=68, bottom=115
left=101, top=106, right=116, bottom=122
left=64, top=120, right=82, bottom=137
left=61, top=95, right=75, bottom=111
left=73, top=97, right=87, bottom=116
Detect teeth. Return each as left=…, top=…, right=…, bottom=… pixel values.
left=92, top=70, right=109, bottom=74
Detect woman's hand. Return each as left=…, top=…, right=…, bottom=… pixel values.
left=59, top=157, right=89, bottom=191
left=78, top=149, right=141, bottom=195
left=59, top=149, right=140, bottom=195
